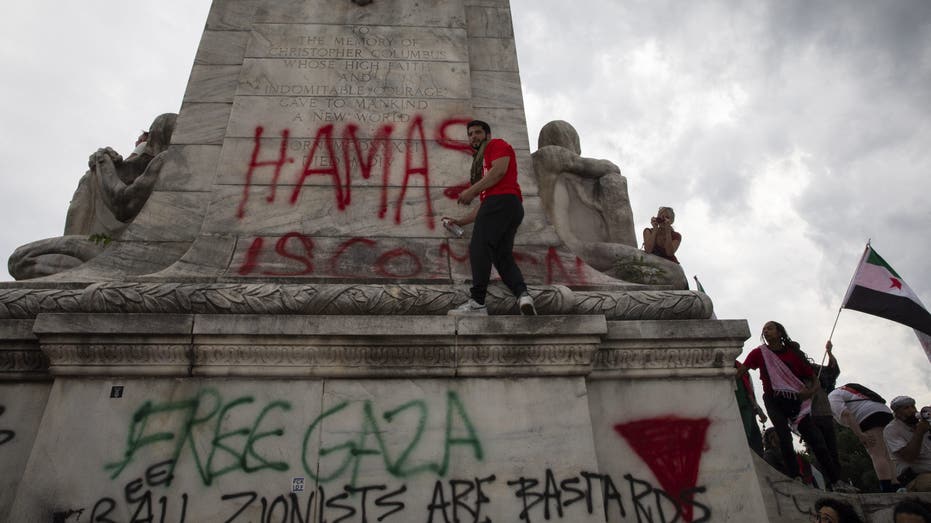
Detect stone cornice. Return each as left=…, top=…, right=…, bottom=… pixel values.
left=33, top=314, right=608, bottom=378
left=0, top=282, right=712, bottom=321
left=16, top=314, right=751, bottom=379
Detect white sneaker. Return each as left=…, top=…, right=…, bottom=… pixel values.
left=448, top=299, right=488, bottom=316
left=518, top=292, right=537, bottom=315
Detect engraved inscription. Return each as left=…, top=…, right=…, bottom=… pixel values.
left=252, top=24, right=465, bottom=62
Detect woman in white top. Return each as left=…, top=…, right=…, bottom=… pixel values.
left=829, top=384, right=897, bottom=491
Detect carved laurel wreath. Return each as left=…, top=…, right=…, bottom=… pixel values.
left=0, top=283, right=711, bottom=320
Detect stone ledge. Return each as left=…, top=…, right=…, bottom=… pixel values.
left=0, top=282, right=712, bottom=321
left=0, top=320, right=48, bottom=380
left=589, top=319, right=748, bottom=379
left=24, top=314, right=749, bottom=379
left=32, top=313, right=609, bottom=378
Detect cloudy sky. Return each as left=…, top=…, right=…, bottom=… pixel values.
left=0, top=1, right=928, bottom=413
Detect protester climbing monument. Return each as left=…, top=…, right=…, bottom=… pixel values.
left=2, top=1, right=888, bottom=522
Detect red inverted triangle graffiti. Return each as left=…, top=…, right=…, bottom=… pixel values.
left=614, top=416, right=711, bottom=523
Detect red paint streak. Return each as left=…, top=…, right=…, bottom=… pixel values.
left=237, top=233, right=431, bottom=279
left=545, top=248, right=567, bottom=284
left=395, top=115, right=434, bottom=229
left=238, top=237, right=265, bottom=275
left=238, top=126, right=295, bottom=219
left=235, top=232, right=595, bottom=286
left=435, top=117, right=475, bottom=154
left=266, top=232, right=315, bottom=276
left=290, top=124, right=344, bottom=209
left=439, top=243, right=469, bottom=263
left=513, top=251, right=539, bottom=267
left=329, top=237, right=376, bottom=277
left=443, top=181, right=472, bottom=201
left=342, top=124, right=394, bottom=211
left=374, top=248, right=422, bottom=278
left=543, top=248, right=589, bottom=286
left=574, top=256, right=589, bottom=286
left=614, top=417, right=711, bottom=523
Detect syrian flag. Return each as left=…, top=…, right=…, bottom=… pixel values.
left=842, top=245, right=931, bottom=362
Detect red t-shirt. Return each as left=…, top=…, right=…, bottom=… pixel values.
left=480, top=138, right=522, bottom=201
left=742, top=345, right=813, bottom=397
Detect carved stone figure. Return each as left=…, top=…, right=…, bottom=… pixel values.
left=531, top=120, right=687, bottom=289
left=8, top=113, right=177, bottom=280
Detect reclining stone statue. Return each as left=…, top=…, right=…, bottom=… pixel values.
left=8, top=113, right=177, bottom=280
left=531, top=120, right=687, bottom=289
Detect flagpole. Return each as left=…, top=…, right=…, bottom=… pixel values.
left=820, top=240, right=872, bottom=378
left=819, top=307, right=843, bottom=378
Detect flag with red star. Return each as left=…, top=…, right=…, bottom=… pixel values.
left=842, top=245, right=931, bottom=361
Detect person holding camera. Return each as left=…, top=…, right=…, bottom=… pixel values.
left=642, top=206, right=681, bottom=263
left=884, top=395, right=931, bottom=492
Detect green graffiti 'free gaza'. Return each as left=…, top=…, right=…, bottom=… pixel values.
left=105, top=389, right=484, bottom=487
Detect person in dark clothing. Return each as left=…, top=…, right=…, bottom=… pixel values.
left=735, top=360, right=767, bottom=455
left=762, top=427, right=788, bottom=475
left=809, top=340, right=842, bottom=486
left=445, top=120, right=536, bottom=316
left=737, top=321, right=848, bottom=491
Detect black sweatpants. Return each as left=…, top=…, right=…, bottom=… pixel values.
left=763, top=395, right=839, bottom=485
left=469, top=194, right=527, bottom=304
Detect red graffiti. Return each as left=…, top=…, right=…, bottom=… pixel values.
left=238, top=233, right=432, bottom=279
left=614, top=417, right=711, bottom=523
left=237, top=232, right=594, bottom=287
left=291, top=124, right=344, bottom=209
left=237, top=116, right=473, bottom=229
left=545, top=248, right=588, bottom=286
left=238, top=237, right=264, bottom=276
left=238, top=126, right=295, bottom=219
left=238, top=233, right=315, bottom=276
left=374, top=247, right=422, bottom=278
left=395, top=115, right=434, bottom=229
left=343, top=123, right=394, bottom=210
left=442, top=182, right=472, bottom=201
left=435, top=117, right=475, bottom=154
left=438, top=243, right=469, bottom=264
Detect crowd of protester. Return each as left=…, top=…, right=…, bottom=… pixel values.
left=736, top=321, right=931, bottom=496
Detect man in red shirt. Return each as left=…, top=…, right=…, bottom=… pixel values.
left=446, top=120, right=535, bottom=316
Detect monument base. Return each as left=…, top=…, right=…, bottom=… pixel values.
left=2, top=313, right=780, bottom=522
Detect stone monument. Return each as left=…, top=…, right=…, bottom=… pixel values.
left=2, top=1, right=888, bottom=521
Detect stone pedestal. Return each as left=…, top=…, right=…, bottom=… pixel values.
left=3, top=314, right=780, bottom=522
left=0, top=1, right=854, bottom=521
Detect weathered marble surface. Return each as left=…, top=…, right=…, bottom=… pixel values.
left=4, top=316, right=810, bottom=522
left=5, top=0, right=641, bottom=291
left=8, top=377, right=605, bottom=522
left=0, top=319, right=47, bottom=378
left=587, top=377, right=770, bottom=522
left=752, top=452, right=917, bottom=522
left=0, top=284, right=711, bottom=320
left=254, top=0, right=468, bottom=27
left=0, top=382, right=51, bottom=523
